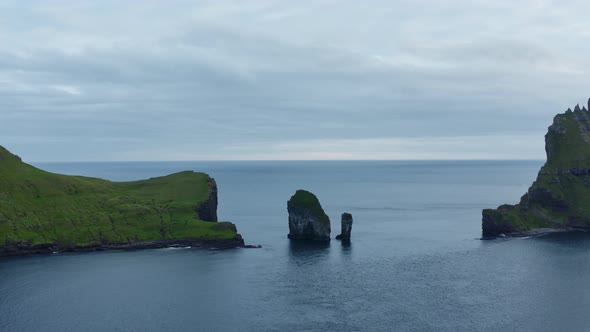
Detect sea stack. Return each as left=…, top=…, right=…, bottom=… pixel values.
left=336, top=213, right=353, bottom=241
left=482, top=98, right=590, bottom=238
left=287, top=190, right=331, bottom=241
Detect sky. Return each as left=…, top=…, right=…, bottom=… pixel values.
left=1, top=0, right=590, bottom=161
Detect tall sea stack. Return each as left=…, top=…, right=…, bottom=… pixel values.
left=483, top=98, right=590, bottom=238
left=336, top=212, right=353, bottom=241
left=287, top=190, right=331, bottom=241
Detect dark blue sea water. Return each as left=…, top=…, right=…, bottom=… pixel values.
left=2, top=160, right=590, bottom=331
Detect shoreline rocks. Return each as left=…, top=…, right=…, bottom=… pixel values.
left=481, top=227, right=589, bottom=240
left=0, top=235, right=247, bottom=257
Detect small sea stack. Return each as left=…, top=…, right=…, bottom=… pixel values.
left=287, top=190, right=331, bottom=241
left=336, top=212, right=353, bottom=241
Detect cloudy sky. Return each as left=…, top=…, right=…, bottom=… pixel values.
left=1, top=0, right=590, bottom=161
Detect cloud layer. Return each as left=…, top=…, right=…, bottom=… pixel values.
left=1, top=0, right=589, bottom=161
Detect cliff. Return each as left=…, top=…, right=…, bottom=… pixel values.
left=0, top=145, right=244, bottom=255
left=482, top=99, right=590, bottom=238
left=196, top=177, right=218, bottom=222
left=287, top=190, right=331, bottom=241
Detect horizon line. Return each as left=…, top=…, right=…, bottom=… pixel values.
left=30, top=158, right=547, bottom=163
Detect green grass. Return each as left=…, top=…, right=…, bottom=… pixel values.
left=543, top=108, right=590, bottom=170
left=0, top=146, right=239, bottom=248
left=288, top=189, right=330, bottom=225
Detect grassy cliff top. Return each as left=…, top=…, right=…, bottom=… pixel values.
left=288, top=189, right=330, bottom=225
left=0, top=145, right=238, bottom=249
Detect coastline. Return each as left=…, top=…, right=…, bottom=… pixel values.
left=482, top=227, right=589, bottom=240
left=0, top=236, right=249, bottom=257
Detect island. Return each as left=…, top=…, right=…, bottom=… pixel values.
left=0, top=145, right=245, bottom=256
left=287, top=189, right=331, bottom=241
left=482, top=100, right=590, bottom=238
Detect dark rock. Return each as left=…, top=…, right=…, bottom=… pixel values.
left=287, top=190, right=331, bottom=241
left=335, top=212, right=353, bottom=241
left=0, top=236, right=246, bottom=256
left=196, top=178, right=218, bottom=222
left=574, top=104, right=581, bottom=112
left=482, top=206, right=517, bottom=238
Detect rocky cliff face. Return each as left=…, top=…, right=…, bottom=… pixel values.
left=287, top=190, right=331, bottom=241
left=483, top=99, right=590, bottom=238
left=336, top=212, right=353, bottom=241
left=196, top=178, right=218, bottom=222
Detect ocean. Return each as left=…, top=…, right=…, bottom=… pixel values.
left=2, top=160, right=590, bottom=331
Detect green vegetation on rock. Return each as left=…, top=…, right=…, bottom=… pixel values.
left=287, top=189, right=331, bottom=241
left=288, top=190, right=330, bottom=225
left=0, top=145, right=242, bottom=253
left=483, top=101, right=590, bottom=237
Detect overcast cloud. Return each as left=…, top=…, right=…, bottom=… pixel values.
left=1, top=0, right=590, bottom=161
